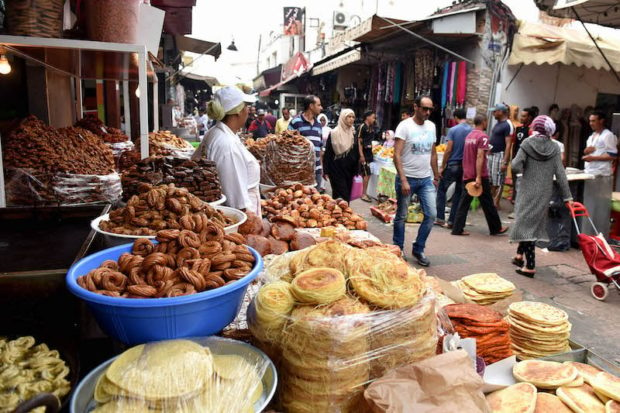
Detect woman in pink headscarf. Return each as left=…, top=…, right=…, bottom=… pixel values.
left=510, top=115, right=573, bottom=277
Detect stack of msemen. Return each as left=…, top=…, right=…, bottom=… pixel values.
left=279, top=297, right=371, bottom=413
left=445, top=303, right=512, bottom=364
left=369, top=291, right=437, bottom=378
left=506, top=301, right=571, bottom=359
left=455, top=273, right=516, bottom=305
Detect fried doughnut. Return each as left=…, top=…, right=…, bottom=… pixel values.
left=178, top=268, right=206, bottom=291
left=199, top=241, right=222, bottom=258
left=211, top=253, right=236, bottom=267
left=179, top=215, right=195, bottom=231
left=224, top=233, right=245, bottom=245
left=77, top=275, right=97, bottom=291
left=132, top=239, right=154, bottom=256
left=176, top=247, right=200, bottom=268
left=223, top=268, right=249, bottom=281
left=178, top=230, right=201, bottom=249
left=235, top=252, right=256, bottom=263
left=101, top=260, right=119, bottom=271
left=187, top=258, right=211, bottom=276
left=201, top=223, right=224, bottom=242
left=100, top=272, right=127, bottom=292
left=118, top=253, right=143, bottom=274
left=127, top=284, right=157, bottom=297
left=128, top=267, right=147, bottom=285
left=166, top=283, right=196, bottom=297
left=290, top=267, right=347, bottom=305
left=98, top=290, right=121, bottom=297
left=142, top=253, right=175, bottom=270
left=156, top=229, right=180, bottom=242
left=153, top=280, right=175, bottom=298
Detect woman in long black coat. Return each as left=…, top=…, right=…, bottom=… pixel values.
left=323, top=109, right=359, bottom=201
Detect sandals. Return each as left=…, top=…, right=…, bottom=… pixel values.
left=512, top=256, right=524, bottom=267
left=492, top=227, right=509, bottom=235
left=361, top=195, right=372, bottom=202
left=451, top=231, right=470, bottom=236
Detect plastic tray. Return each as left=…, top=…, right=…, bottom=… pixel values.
left=209, top=194, right=227, bottom=206
left=90, top=206, right=246, bottom=239
left=66, top=244, right=263, bottom=345
left=70, top=336, right=277, bottom=413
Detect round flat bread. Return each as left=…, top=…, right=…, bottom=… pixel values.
left=461, top=273, right=516, bottom=294
left=534, top=393, right=573, bottom=413
left=513, top=360, right=578, bottom=389
left=564, top=361, right=603, bottom=384
left=509, top=302, right=568, bottom=326
left=557, top=384, right=606, bottom=413
left=486, top=382, right=537, bottom=413
left=592, top=371, right=620, bottom=402
left=106, top=340, right=213, bottom=401
left=565, top=375, right=586, bottom=387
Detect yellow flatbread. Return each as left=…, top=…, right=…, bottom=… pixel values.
left=509, top=301, right=569, bottom=326
left=557, top=384, right=606, bottom=413
left=592, top=371, right=620, bottom=402
left=564, top=361, right=603, bottom=384
left=486, top=382, right=537, bottom=413
left=534, top=392, right=573, bottom=413
left=513, top=360, right=578, bottom=389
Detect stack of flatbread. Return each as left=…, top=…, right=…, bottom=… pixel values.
left=445, top=303, right=512, bottom=364
left=487, top=359, right=620, bottom=413
left=506, top=301, right=571, bottom=359
left=455, top=273, right=516, bottom=306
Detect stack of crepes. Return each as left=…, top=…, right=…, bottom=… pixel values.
left=91, top=339, right=266, bottom=412
left=445, top=303, right=512, bottom=364
left=506, top=301, right=571, bottom=360
left=248, top=240, right=435, bottom=413
left=454, top=273, right=516, bottom=305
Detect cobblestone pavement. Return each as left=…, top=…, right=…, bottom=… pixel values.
left=350, top=197, right=620, bottom=365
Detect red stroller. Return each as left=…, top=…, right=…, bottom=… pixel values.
left=568, top=202, right=620, bottom=301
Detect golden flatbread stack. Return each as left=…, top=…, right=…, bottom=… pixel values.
left=92, top=339, right=264, bottom=413
left=445, top=303, right=512, bottom=364
left=557, top=383, right=606, bottom=413
left=457, top=273, right=516, bottom=305
left=513, top=360, right=578, bottom=389
left=486, top=382, right=537, bottom=413
left=534, top=393, right=573, bottom=413
left=506, top=301, right=571, bottom=359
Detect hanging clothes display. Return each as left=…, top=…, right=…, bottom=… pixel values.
left=393, top=62, right=403, bottom=105
left=385, top=62, right=395, bottom=103
left=414, top=49, right=434, bottom=96
left=441, top=61, right=449, bottom=110
left=404, top=58, right=416, bottom=102
left=375, top=64, right=386, bottom=127
left=447, top=62, right=456, bottom=107
left=369, top=65, right=378, bottom=111
left=456, top=61, right=467, bottom=107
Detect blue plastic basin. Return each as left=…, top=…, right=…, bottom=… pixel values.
left=66, top=243, right=263, bottom=345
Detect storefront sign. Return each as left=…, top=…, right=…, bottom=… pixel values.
left=281, top=52, right=311, bottom=81
left=326, top=16, right=372, bottom=55
left=312, top=49, right=362, bottom=76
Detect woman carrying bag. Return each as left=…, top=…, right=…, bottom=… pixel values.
left=358, top=110, right=377, bottom=202
left=323, top=109, right=359, bottom=201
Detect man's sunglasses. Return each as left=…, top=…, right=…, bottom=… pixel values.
left=421, top=106, right=433, bottom=112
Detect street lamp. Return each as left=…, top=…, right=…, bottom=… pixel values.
left=227, top=39, right=238, bottom=52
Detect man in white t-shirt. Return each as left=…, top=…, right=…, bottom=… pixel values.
left=393, top=96, right=439, bottom=267
left=582, top=111, right=618, bottom=237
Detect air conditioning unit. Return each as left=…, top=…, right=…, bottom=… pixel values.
left=333, top=11, right=349, bottom=29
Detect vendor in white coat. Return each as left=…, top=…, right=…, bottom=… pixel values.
left=192, top=86, right=261, bottom=215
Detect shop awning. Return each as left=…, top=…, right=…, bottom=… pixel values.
left=508, top=20, right=620, bottom=72
left=259, top=53, right=312, bottom=97
left=312, top=49, right=362, bottom=76
left=535, top=0, right=620, bottom=29
left=175, top=35, right=222, bottom=60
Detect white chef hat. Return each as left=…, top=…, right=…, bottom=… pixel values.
left=207, top=86, right=256, bottom=121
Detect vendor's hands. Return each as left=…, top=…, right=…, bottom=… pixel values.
left=360, top=156, right=366, bottom=165
left=501, top=163, right=508, bottom=172
left=475, top=177, right=482, bottom=188
left=400, top=180, right=411, bottom=197
left=582, top=155, right=595, bottom=162
left=584, top=146, right=596, bottom=155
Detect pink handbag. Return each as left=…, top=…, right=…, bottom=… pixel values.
left=350, top=175, right=363, bottom=201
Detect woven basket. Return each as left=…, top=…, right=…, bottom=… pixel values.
left=5, top=0, right=64, bottom=38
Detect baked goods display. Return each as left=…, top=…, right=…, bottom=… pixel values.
left=135, top=130, right=195, bottom=158
left=486, top=382, right=538, bottom=413
left=445, top=303, right=513, bottom=364
left=77, top=227, right=255, bottom=298
left=454, top=273, right=516, bottom=305
left=99, top=184, right=231, bottom=236
left=90, top=339, right=265, bottom=412
left=3, top=116, right=120, bottom=205
left=75, top=116, right=130, bottom=143
left=121, top=156, right=222, bottom=203
left=261, top=184, right=367, bottom=230
left=244, top=136, right=271, bottom=163
left=0, top=336, right=71, bottom=412
left=248, top=240, right=436, bottom=413
left=506, top=301, right=571, bottom=359
left=3, top=116, right=115, bottom=175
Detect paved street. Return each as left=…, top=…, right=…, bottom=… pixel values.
left=350, top=197, right=620, bottom=365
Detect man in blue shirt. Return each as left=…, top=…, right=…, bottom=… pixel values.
left=288, top=95, right=324, bottom=188
left=435, top=109, right=471, bottom=228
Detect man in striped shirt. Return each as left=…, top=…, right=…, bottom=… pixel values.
left=288, top=95, right=324, bottom=188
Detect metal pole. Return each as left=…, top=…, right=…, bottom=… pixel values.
left=152, top=75, right=159, bottom=132
left=378, top=16, right=475, bottom=65
left=138, top=48, right=149, bottom=159
left=123, top=80, right=131, bottom=138
left=572, top=6, right=620, bottom=83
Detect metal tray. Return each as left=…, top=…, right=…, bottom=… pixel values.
left=541, top=346, right=620, bottom=376
left=70, top=336, right=277, bottom=412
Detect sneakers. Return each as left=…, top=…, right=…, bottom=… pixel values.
left=412, top=251, right=430, bottom=267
